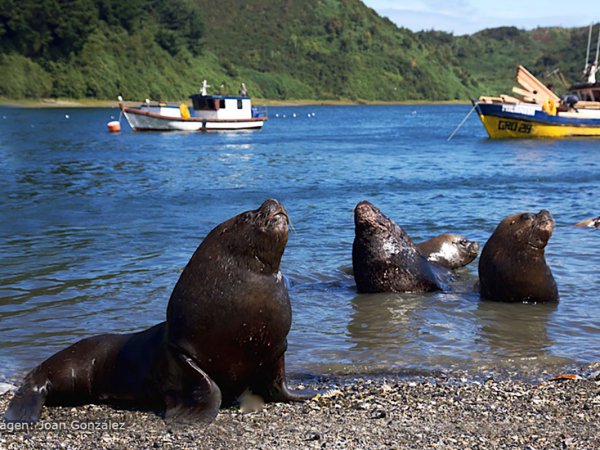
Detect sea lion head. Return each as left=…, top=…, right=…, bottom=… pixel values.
left=446, top=234, right=480, bottom=263
left=575, top=216, right=600, bottom=228
left=222, top=199, right=289, bottom=273
left=421, top=233, right=480, bottom=268
left=353, top=200, right=411, bottom=250
left=497, top=209, right=554, bottom=252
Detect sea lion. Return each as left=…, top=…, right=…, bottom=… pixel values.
left=478, top=210, right=559, bottom=303
left=5, top=323, right=220, bottom=424
left=5, top=199, right=308, bottom=423
left=165, top=198, right=310, bottom=406
left=575, top=216, right=600, bottom=228
left=352, top=201, right=450, bottom=293
left=415, top=233, right=480, bottom=269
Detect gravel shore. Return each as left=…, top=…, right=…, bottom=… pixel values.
left=1, top=366, right=599, bottom=449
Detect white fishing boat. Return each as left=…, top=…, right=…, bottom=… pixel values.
left=119, top=81, right=267, bottom=131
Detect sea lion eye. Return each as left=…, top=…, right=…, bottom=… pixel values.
left=459, top=239, right=467, bottom=246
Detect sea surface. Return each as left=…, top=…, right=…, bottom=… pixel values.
left=0, top=104, right=599, bottom=382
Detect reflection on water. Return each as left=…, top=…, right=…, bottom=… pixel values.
left=299, top=288, right=572, bottom=376
left=348, top=293, right=425, bottom=352
left=475, top=300, right=557, bottom=359
left=0, top=105, right=599, bottom=381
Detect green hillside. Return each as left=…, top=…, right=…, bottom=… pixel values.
left=0, top=0, right=595, bottom=101
left=422, top=26, right=593, bottom=97
left=192, top=0, right=475, bottom=100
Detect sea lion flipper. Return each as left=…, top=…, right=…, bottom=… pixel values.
left=164, top=354, right=221, bottom=423
left=266, top=382, right=320, bottom=402
left=251, top=355, right=315, bottom=403
left=4, top=377, right=49, bottom=423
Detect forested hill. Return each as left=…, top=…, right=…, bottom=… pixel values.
left=0, top=0, right=594, bottom=101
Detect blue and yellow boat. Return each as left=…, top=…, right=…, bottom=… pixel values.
left=474, top=65, right=600, bottom=139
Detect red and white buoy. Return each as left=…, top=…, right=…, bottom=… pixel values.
left=107, top=120, right=121, bottom=133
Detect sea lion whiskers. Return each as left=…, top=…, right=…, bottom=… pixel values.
left=286, top=215, right=297, bottom=234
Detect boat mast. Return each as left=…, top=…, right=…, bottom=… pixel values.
left=584, top=24, right=592, bottom=74
left=595, top=24, right=600, bottom=66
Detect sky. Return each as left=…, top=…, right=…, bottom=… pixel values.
left=361, top=1, right=600, bottom=35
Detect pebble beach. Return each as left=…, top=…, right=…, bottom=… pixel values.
left=1, top=365, right=599, bottom=449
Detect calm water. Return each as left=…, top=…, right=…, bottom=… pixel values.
left=0, top=104, right=599, bottom=382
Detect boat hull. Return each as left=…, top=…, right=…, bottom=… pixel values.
left=122, top=108, right=266, bottom=131
left=474, top=101, right=600, bottom=138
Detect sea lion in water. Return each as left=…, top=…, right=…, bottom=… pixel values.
left=415, top=233, right=480, bottom=269
left=5, top=199, right=308, bottom=423
left=341, top=233, right=478, bottom=275
left=575, top=216, right=600, bottom=228
left=352, top=201, right=450, bottom=293
left=478, top=209, right=559, bottom=303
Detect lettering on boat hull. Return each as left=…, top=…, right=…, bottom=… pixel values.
left=498, top=120, right=532, bottom=134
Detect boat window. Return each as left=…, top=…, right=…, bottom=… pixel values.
left=237, top=100, right=243, bottom=109
left=220, top=99, right=225, bottom=109
left=191, top=96, right=219, bottom=111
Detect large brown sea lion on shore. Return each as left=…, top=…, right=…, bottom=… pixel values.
left=5, top=199, right=309, bottom=424
left=478, top=210, right=559, bottom=303
left=415, top=233, right=480, bottom=269
left=165, top=199, right=310, bottom=406
left=575, top=216, right=600, bottom=228
left=352, top=201, right=451, bottom=293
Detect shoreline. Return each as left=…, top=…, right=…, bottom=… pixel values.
left=0, top=97, right=471, bottom=109
left=1, top=364, right=598, bottom=449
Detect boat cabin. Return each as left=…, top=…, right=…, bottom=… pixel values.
left=189, top=94, right=254, bottom=120
left=569, top=82, right=600, bottom=102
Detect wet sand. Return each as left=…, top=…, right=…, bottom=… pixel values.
left=1, top=365, right=598, bottom=449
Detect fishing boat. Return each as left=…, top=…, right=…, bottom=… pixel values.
left=119, top=81, right=267, bottom=131
left=473, top=25, right=600, bottom=139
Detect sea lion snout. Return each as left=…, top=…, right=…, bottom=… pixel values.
left=536, top=209, right=554, bottom=228
left=354, top=201, right=376, bottom=221
left=534, top=209, right=554, bottom=241
left=354, top=201, right=389, bottom=231
left=257, top=199, right=289, bottom=230
left=466, top=240, right=480, bottom=256
left=259, top=198, right=286, bottom=216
